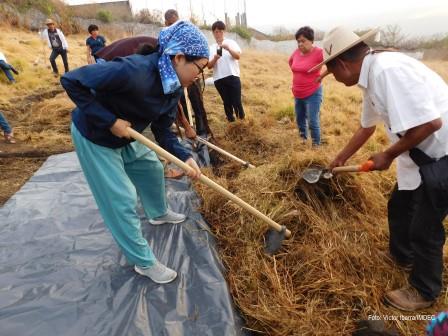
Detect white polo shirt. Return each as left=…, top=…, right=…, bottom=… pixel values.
left=358, top=52, right=448, bottom=190
left=0, top=52, right=7, bottom=63
left=209, top=38, right=242, bottom=82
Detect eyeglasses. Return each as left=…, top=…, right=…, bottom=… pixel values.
left=192, top=61, right=207, bottom=93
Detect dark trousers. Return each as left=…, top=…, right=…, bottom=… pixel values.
left=0, top=60, right=15, bottom=82
left=49, top=48, right=69, bottom=74
left=179, top=80, right=211, bottom=136
left=388, top=184, right=448, bottom=300
left=214, top=75, right=245, bottom=122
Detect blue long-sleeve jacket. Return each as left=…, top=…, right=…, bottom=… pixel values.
left=60, top=53, right=192, bottom=161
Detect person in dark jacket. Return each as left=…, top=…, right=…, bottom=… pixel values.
left=61, top=21, right=209, bottom=284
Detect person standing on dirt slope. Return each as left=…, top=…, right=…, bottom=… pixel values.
left=0, top=51, right=19, bottom=84
left=317, top=26, right=448, bottom=312
left=0, top=111, right=16, bottom=144
left=41, top=19, right=69, bottom=76
left=208, top=20, right=245, bottom=122
left=86, top=24, right=106, bottom=64
left=61, top=21, right=208, bottom=284
left=289, top=26, right=324, bottom=146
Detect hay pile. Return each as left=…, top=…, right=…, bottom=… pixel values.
left=197, top=51, right=448, bottom=335
left=196, top=119, right=446, bottom=335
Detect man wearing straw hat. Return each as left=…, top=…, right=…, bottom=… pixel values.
left=41, top=19, right=69, bottom=76
left=314, top=26, right=448, bottom=311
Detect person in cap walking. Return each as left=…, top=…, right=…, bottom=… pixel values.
left=317, top=26, right=448, bottom=311
left=41, top=19, right=69, bottom=75
left=61, top=21, right=209, bottom=284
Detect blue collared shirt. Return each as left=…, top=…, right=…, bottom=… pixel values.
left=61, top=53, right=191, bottom=161
left=86, top=35, right=106, bottom=56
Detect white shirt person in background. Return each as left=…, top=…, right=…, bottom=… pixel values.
left=207, top=21, right=245, bottom=122
left=41, top=18, right=69, bottom=76
left=317, top=26, right=448, bottom=312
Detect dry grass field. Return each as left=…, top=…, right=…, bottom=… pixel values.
left=1, top=27, right=448, bottom=335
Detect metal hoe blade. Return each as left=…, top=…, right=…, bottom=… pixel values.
left=302, top=168, right=323, bottom=184
left=264, top=225, right=287, bottom=255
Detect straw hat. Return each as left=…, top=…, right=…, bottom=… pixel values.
left=45, top=19, right=55, bottom=25
left=309, top=26, right=380, bottom=72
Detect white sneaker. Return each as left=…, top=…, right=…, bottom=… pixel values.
left=134, top=260, right=177, bottom=284
left=149, top=209, right=186, bottom=225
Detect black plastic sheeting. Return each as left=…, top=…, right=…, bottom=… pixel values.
left=0, top=151, right=245, bottom=336
left=180, top=137, right=210, bottom=168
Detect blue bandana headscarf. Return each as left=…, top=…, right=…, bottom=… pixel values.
left=158, top=21, right=209, bottom=94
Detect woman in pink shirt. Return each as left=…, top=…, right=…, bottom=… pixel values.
left=289, top=26, right=324, bottom=146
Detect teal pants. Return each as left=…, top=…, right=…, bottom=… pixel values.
left=71, top=123, right=167, bottom=267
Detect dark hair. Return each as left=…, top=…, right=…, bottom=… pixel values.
left=326, top=42, right=369, bottom=67
left=295, top=26, right=314, bottom=42
left=212, top=21, right=226, bottom=31
left=136, top=43, right=158, bottom=55
left=164, top=9, right=178, bottom=21
left=88, top=24, right=99, bottom=34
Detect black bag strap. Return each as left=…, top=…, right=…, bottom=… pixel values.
left=396, top=133, right=435, bottom=166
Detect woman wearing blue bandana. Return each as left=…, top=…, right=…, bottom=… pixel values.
left=61, top=21, right=209, bottom=284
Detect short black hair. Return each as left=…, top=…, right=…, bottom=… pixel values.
left=212, top=21, right=226, bottom=31
left=88, top=24, right=99, bottom=34
left=164, top=9, right=178, bottom=21
left=326, top=42, right=369, bottom=67
left=136, top=43, right=158, bottom=55
left=295, top=26, right=314, bottom=42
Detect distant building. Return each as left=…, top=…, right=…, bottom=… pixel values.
left=241, top=12, right=247, bottom=28
left=69, top=0, right=133, bottom=21
left=225, top=13, right=231, bottom=28
left=235, top=13, right=240, bottom=27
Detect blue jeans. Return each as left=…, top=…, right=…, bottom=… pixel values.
left=0, top=60, right=15, bottom=82
left=294, top=86, right=323, bottom=145
left=0, top=111, right=12, bottom=134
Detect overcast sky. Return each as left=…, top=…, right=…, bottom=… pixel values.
left=66, top=0, right=448, bottom=37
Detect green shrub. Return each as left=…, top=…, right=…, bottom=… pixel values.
left=230, top=26, right=252, bottom=41
left=96, top=10, right=112, bottom=23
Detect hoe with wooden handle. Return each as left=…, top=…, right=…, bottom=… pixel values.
left=127, top=127, right=291, bottom=254
left=302, top=160, right=374, bottom=184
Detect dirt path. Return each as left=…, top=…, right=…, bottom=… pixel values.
left=0, top=86, right=72, bottom=206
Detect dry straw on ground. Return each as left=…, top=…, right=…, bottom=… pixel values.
left=197, top=51, right=448, bottom=335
